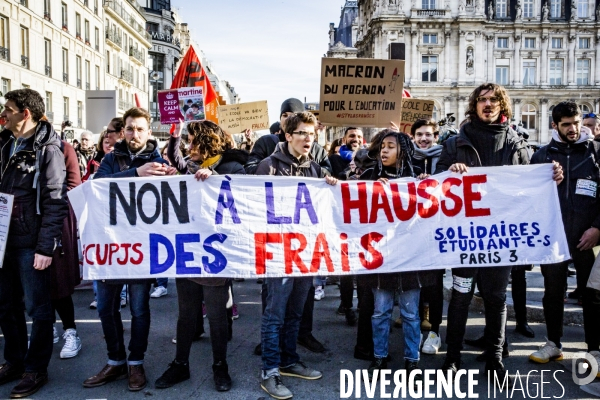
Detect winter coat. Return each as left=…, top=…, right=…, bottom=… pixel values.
left=76, top=147, right=96, bottom=178
left=255, top=142, right=325, bottom=178
left=531, top=137, right=600, bottom=247
left=434, top=124, right=530, bottom=173
left=244, top=133, right=331, bottom=175
left=50, top=141, right=81, bottom=299
left=329, top=153, right=350, bottom=180
left=0, top=121, right=68, bottom=256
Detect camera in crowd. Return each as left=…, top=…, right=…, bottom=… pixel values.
left=63, top=120, right=73, bottom=128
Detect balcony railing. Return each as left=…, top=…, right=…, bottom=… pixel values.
left=46, top=111, right=54, bottom=123
left=63, top=73, right=68, bottom=83
left=44, top=12, right=51, bottom=21
left=0, top=46, right=9, bottom=61
left=120, top=70, right=133, bottom=83
left=118, top=99, right=133, bottom=110
left=416, top=9, right=447, bottom=16
left=104, top=1, right=152, bottom=43
left=77, top=78, right=81, bottom=88
left=45, top=65, right=51, bottom=76
left=129, top=47, right=144, bottom=63
left=105, top=29, right=122, bottom=47
left=21, top=55, right=29, bottom=69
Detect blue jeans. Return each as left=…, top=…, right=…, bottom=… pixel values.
left=261, top=276, right=313, bottom=377
left=156, top=278, right=168, bottom=288
left=97, top=281, right=151, bottom=364
left=0, top=247, right=54, bottom=372
left=372, top=287, right=420, bottom=362
left=93, top=281, right=127, bottom=301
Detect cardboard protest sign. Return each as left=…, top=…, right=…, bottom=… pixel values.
left=319, top=58, right=405, bottom=127
left=157, top=87, right=204, bottom=124
left=217, top=100, right=269, bottom=132
left=68, top=164, right=569, bottom=280
left=399, top=99, right=435, bottom=134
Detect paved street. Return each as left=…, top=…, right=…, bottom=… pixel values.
left=3, top=279, right=598, bottom=399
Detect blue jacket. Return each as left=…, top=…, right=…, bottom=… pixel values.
left=94, top=139, right=168, bottom=179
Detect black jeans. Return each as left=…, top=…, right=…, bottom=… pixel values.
left=298, top=285, right=315, bottom=338
left=355, top=276, right=375, bottom=354
left=445, top=266, right=512, bottom=363
left=0, top=247, right=53, bottom=372
left=541, top=248, right=594, bottom=347
left=511, top=267, right=528, bottom=325
left=419, top=270, right=444, bottom=333
left=340, top=275, right=355, bottom=310
left=175, top=280, right=229, bottom=363
left=52, top=295, right=76, bottom=331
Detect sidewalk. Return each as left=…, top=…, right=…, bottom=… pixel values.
left=443, top=265, right=584, bottom=325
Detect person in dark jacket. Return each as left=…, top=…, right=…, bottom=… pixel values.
left=256, top=111, right=337, bottom=400
left=157, top=119, right=247, bottom=392
left=0, top=89, right=68, bottom=397
left=358, top=130, right=423, bottom=381
left=435, top=83, right=563, bottom=386
left=529, top=101, right=600, bottom=365
left=329, top=127, right=363, bottom=179
left=83, top=108, right=176, bottom=392
left=244, top=98, right=331, bottom=175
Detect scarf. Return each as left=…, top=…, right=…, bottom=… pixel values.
left=412, top=143, right=443, bottom=173
left=551, top=126, right=594, bottom=144
left=186, top=154, right=222, bottom=174
left=462, top=118, right=508, bottom=167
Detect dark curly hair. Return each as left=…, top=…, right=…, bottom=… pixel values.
left=187, top=120, right=233, bottom=161
left=4, top=89, right=45, bottom=122
left=465, top=83, right=512, bottom=121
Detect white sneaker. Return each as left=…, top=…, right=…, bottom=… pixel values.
left=529, top=340, right=563, bottom=363
left=60, top=329, right=82, bottom=359
left=89, top=300, right=97, bottom=309
left=314, top=286, right=325, bottom=301
left=120, top=297, right=127, bottom=307
left=422, top=331, right=441, bottom=355
left=53, top=326, right=59, bottom=344
left=150, top=286, right=168, bottom=298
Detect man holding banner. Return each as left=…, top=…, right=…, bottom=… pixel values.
left=435, top=83, right=563, bottom=386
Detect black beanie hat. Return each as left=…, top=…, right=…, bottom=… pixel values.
left=280, top=98, right=304, bottom=117
left=269, top=122, right=281, bottom=134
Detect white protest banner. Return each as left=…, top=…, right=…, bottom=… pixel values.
left=319, top=58, right=405, bottom=127
left=68, top=164, right=569, bottom=280
left=217, top=100, right=269, bottom=133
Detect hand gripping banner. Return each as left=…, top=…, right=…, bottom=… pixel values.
left=68, top=164, right=570, bottom=280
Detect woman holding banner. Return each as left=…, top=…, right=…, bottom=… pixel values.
left=155, top=120, right=248, bottom=392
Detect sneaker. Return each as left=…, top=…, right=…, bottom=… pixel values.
left=297, top=334, right=325, bottom=353
left=422, top=331, right=441, bottom=355
left=232, top=304, right=239, bottom=320
left=89, top=300, right=97, bottom=309
left=336, top=304, right=346, bottom=315
left=261, top=375, right=292, bottom=400
left=60, top=328, right=82, bottom=359
left=212, top=361, right=232, bottom=391
left=367, top=357, right=387, bottom=380
left=150, top=286, right=168, bottom=298
left=53, top=326, right=59, bottom=344
left=155, top=360, right=190, bottom=389
left=280, top=361, right=322, bottom=380
left=529, top=340, right=563, bottom=364
left=202, top=302, right=207, bottom=318
left=120, top=298, right=127, bottom=307
left=441, top=357, right=460, bottom=375
left=314, top=286, right=325, bottom=301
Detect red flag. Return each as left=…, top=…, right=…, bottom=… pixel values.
left=171, top=46, right=217, bottom=105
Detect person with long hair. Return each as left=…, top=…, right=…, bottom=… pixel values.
left=82, top=130, right=114, bottom=182
left=155, top=120, right=248, bottom=392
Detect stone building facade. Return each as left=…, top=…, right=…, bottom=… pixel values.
left=331, top=0, right=600, bottom=144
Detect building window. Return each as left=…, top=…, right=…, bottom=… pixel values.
left=524, top=38, right=536, bottom=48
left=0, top=15, right=7, bottom=57
left=61, top=3, right=67, bottom=29
left=578, top=0, right=588, bottom=18
left=77, top=101, right=82, bottom=127
left=551, top=37, right=562, bottom=48
left=496, top=66, right=509, bottom=85
left=577, top=59, right=590, bottom=85
left=95, top=27, right=99, bottom=51
left=523, top=0, right=534, bottom=17
left=146, top=22, right=159, bottom=34
left=85, top=60, right=90, bottom=90
left=76, top=56, right=81, bottom=88
left=521, top=104, right=537, bottom=130
left=523, top=60, right=536, bottom=85
left=75, top=13, right=81, bottom=38
left=95, top=65, right=100, bottom=89
left=421, top=55, right=438, bottom=82
left=44, top=39, right=51, bottom=76
left=62, top=48, right=68, bottom=83
left=580, top=104, right=592, bottom=114
left=63, top=97, right=69, bottom=120
left=20, top=27, right=28, bottom=69
left=1, top=78, right=10, bottom=95
left=549, top=59, right=563, bottom=84
left=423, top=34, right=437, bottom=44
left=496, top=0, right=507, bottom=18
left=43, top=0, right=51, bottom=19
left=45, top=92, right=52, bottom=112
left=94, top=0, right=98, bottom=15
left=550, top=0, right=561, bottom=17
left=422, top=0, right=436, bottom=9
left=579, top=37, right=590, bottom=49
left=497, top=37, right=508, bottom=48
left=84, top=20, right=89, bottom=43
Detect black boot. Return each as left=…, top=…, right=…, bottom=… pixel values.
left=405, top=360, right=422, bottom=389
left=515, top=322, right=535, bottom=338
left=212, top=361, right=232, bottom=392
left=155, top=360, right=190, bottom=389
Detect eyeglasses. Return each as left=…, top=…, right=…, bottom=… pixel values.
left=584, top=113, right=598, bottom=119
left=291, top=131, right=315, bottom=138
left=476, top=96, right=501, bottom=105
left=125, top=127, right=148, bottom=135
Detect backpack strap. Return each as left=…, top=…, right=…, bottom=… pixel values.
left=116, top=155, right=130, bottom=172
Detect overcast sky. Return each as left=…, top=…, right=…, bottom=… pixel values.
left=171, top=0, right=344, bottom=125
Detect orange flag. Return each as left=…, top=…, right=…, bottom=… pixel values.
left=171, top=46, right=219, bottom=122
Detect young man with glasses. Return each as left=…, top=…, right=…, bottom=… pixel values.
left=255, top=112, right=337, bottom=400
left=435, top=83, right=563, bottom=387
left=583, top=112, right=600, bottom=139
left=83, top=107, right=176, bottom=392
